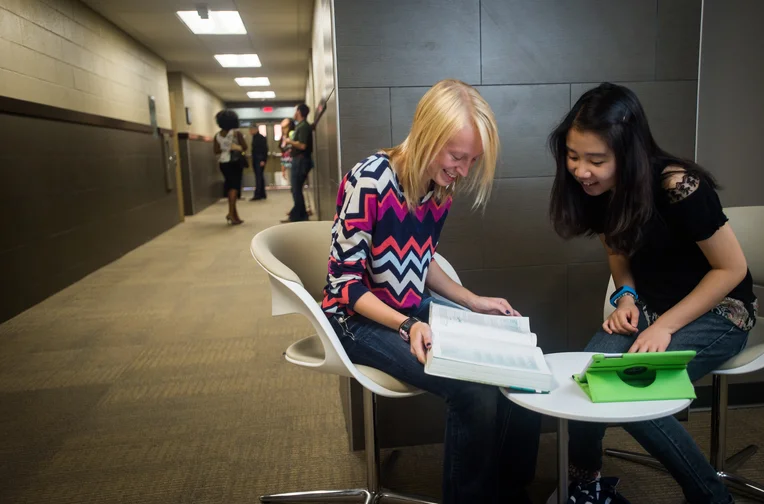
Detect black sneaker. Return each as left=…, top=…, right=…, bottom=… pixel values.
left=567, top=476, right=631, bottom=504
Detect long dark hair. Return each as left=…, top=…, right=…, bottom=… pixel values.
left=549, top=82, right=715, bottom=254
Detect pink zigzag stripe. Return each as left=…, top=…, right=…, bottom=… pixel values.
left=376, top=191, right=451, bottom=223
left=371, top=235, right=435, bottom=258
left=344, top=192, right=377, bottom=231
left=371, top=287, right=422, bottom=309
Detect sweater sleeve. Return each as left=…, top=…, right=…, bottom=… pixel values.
left=323, top=171, right=380, bottom=314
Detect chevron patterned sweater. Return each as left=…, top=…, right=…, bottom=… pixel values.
left=322, top=153, right=452, bottom=318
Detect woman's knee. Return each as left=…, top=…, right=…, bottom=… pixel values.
left=444, top=381, right=500, bottom=414
left=584, top=330, right=634, bottom=353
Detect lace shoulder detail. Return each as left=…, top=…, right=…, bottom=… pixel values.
left=662, top=169, right=700, bottom=204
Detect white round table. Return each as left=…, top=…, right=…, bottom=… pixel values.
left=501, top=352, right=691, bottom=504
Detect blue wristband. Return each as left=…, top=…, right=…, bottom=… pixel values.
left=610, top=285, right=638, bottom=307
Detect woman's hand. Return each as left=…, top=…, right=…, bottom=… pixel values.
left=603, top=296, right=640, bottom=335
left=467, top=296, right=521, bottom=316
left=230, top=144, right=243, bottom=152
left=628, top=325, right=672, bottom=353
left=409, top=321, right=433, bottom=364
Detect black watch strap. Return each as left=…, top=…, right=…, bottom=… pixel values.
left=398, top=317, right=420, bottom=342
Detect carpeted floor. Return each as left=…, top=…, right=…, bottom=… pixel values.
left=0, top=190, right=761, bottom=504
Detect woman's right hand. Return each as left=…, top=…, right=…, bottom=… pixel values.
left=409, top=321, right=433, bottom=365
left=603, top=296, right=640, bottom=335
left=230, top=144, right=243, bottom=152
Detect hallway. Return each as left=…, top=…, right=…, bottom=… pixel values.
left=1, top=191, right=762, bottom=504
left=0, top=190, right=370, bottom=503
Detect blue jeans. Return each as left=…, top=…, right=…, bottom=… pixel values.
left=329, top=296, right=542, bottom=504
left=288, top=156, right=310, bottom=221
left=569, top=306, right=749, bottom=504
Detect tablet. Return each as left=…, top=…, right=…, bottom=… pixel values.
left=576, top=351, right=696, bottom=384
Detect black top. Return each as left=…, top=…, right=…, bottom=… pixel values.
left=292, top=120, right=313, bottom=158
left=592, top=162, right=755, bottom=315
left=251, top=132, right=268, bottom=159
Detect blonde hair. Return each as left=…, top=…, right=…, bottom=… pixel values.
left=383, top=79, right=499, bottom=211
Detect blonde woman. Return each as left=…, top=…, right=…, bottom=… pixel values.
left=322, top=80, right=540, bottom=503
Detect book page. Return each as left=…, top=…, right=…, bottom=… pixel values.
left=433, top=332, right=546, bottom=373
left=429, top=303, right=535, bottom=346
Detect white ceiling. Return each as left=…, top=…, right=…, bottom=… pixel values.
left=81, top=0, right=314, bottom=102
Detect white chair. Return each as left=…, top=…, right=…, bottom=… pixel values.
left=251, top=220, right=460, bottom=503
left=603, top=206, right=764, bottom=501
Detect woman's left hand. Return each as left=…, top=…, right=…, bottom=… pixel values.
left=628, top=325, right=672, bottom=353
left=467, top=296, right=521, bottom=316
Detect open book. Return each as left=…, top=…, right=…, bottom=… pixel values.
left=424, top=303, right=553, bottom=392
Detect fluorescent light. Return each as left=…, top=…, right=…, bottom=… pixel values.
left=177, top=11, right=246, bottom=35
left=247, top=91, right=276, bottom=99
left=235, top=77, right=271, bottom=87
left=215, top=54, right=261, bottom=68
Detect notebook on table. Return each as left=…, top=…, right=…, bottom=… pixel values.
left=423, top=303, right=553, bottom=393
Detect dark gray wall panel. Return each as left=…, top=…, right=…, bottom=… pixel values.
left=393, top=85, right=569, bottom=178
left=178, top=138, right=223, bottom=216
left=480, top=85, right=569, bottom=178
left=188, top=139, right=223, bottom=214
left=335, top=0, right=480, bottom=88
left=567, top=262, right=611, bottom=350
left=656, top=0, right=702, bottom=80
left=0, top=113, right=180, bottom=322
left=697, top=0, right=764, bottom=207
left=481, top=178, right=603, bottom=269
left=481, top=0, right=656, bottom=85
left=437, top=197, right=485, bottom=272
left=337, top=88, right=392, bottom=175
left=390, top=87, right=429, bottom=146
left=571, top=81, right=697, bottom=160
left=314, top=91, right=340, bottom=221
left=460, top=265, right=569, bottom=353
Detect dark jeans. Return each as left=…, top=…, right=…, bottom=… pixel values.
left=288, top=156, right=311, bottom=221
left=329, top=296, right=541, bottom=504
left=253, top=155, right=266, bottom=198
left=569, top=306, right=749, bottom=504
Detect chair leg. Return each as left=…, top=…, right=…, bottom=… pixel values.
left=260, top=489, right=371, bottom=502
left=710, top=374, right=764, bottom=501
left=725, top=444, right=758, bottom=471
left=718, top=472, right=764, bottom=502
left=260, top=389, right=440, bottom=503
left=377, top=490, right=439, bottom=503
left=363, top=388, right=381, bottom=494
left=710, top=374, right=728, bottom=470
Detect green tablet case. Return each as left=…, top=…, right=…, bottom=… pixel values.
left=573, top=351, right=697, bottom=403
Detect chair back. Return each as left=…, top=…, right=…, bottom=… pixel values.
left=725, top=206, right=764, bottom=290
left=251, top=221, right=333, bottom=301
left=250, top=221, right=464, bottom=396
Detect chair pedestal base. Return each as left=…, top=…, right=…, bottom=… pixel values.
left=260, top=388, right=439, bottom=504
left=605, top=447, right=764, bottom=502
left=260, top=488, right=437, bottom=503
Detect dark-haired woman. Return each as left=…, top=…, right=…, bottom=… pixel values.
left=549, top=83, right=757, bottom=504
left=214, top=109, right=247, bottom=225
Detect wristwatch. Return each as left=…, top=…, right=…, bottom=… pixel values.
left=398, top=317, right=421, bottom=342
left=610, top=285, right=638, bottom=307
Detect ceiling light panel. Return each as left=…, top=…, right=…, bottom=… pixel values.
left=215, top=54, right=261, bottom=68
left=247, top=91, right=276, bottom=99
left=177, top=11, right=246, bottom=35
left=235, top=77, right=271, bottom=87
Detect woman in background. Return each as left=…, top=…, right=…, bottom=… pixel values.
left=549, top=83, right=756, bottom=504
left=279, top=117, right=295, bottom=185
left=213, top=110, right=247, bottom=225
